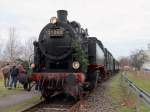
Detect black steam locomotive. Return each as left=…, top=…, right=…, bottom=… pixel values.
left=29, top=10, right=119, bottom=99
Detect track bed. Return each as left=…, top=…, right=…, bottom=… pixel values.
left=23, top=94, right=81, bottom=112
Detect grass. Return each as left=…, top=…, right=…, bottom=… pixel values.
left=107, top=71, right=150, bottom=112
left=126, top=71, right=150, bottom=112
left=107, top=72, right=135, bottom=112
left=0, top=87, right=25, bottom=97
left=0, top=95, right=41, bottom=112
left=0, top=76, right=24, bottom=97
left=0, top=83, right=24, bottom=97
left=126, top=71, right=150, bottom=93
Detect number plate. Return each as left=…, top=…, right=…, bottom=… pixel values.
left=46, top=28, right=64, bottom=37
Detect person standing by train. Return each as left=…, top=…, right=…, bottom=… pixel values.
left=9, top=65, right=19, bottom=89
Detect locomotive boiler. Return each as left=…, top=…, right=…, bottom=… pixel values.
left=29, top=10, right=119, bottom=99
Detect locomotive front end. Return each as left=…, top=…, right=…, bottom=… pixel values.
left=29, top=10, right=87, bottom=99
left=39, top=10, right=73, bottom=61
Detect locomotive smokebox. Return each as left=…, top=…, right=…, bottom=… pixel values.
left=57, top=10, right=68, bottom=22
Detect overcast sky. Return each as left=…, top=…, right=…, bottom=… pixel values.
left=0, top=0, right=150, bottom=59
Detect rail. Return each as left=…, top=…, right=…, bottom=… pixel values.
left=18, top=100, right=44, bottom=112
left=122, top=72, right=150, bottom=112
left=20, top=99, right=85, bottom=112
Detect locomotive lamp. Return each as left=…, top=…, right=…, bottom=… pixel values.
left=72, top=61, right=80, bottom=69
left=31, top=63, right=35, bottom=68
left=50, top=17, right=57, bottom=24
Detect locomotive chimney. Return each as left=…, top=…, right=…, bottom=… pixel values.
left=57, top=10, right=68, bottom=22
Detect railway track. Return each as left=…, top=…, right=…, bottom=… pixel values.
left=21, top=94, right=86, bottom=112
left=19, top=79, right=112, bottom=112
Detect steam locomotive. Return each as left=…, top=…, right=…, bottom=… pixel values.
left=29, top=10, right=119, bottom=99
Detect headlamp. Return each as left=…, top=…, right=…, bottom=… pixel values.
left=31, top=63, right=35, bottom=68
left=50, top=17, right=57, bottom=24
left=72, top=61, right=80, bottom=69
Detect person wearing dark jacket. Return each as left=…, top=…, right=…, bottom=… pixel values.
left=9, top=65, right=19, bottom=89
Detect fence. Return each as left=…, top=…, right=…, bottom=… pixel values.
left=122, top=72, right=150, bottom=112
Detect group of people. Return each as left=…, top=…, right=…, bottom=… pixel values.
left=2, top=63, right=41, bottom=91
left=2, top=63, right=27, bottom=89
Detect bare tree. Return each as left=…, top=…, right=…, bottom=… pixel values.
left=21, top=37, right=37, bottom=63
left=3, top=27, right=22, bottom=62
left=130, top=49, right=148, bottom=70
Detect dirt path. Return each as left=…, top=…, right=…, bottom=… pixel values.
left=0, top=90, right=40, bottom=109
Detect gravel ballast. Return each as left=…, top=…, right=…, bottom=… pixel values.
left=81, top=81, right=115, bottom=112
